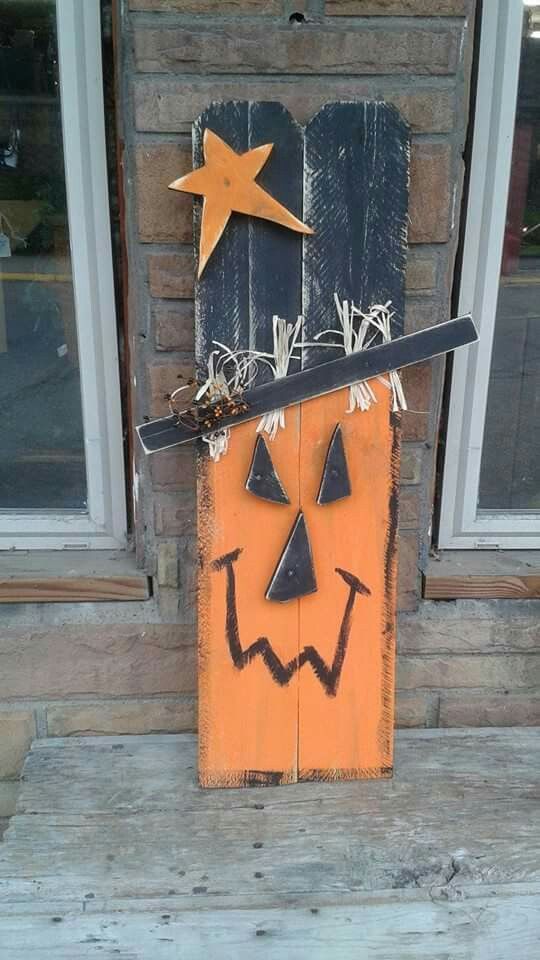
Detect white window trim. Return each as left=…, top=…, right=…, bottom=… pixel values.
left=439, top=0, right=540, bottom=549
left=0, top=0, right=126, bottom=550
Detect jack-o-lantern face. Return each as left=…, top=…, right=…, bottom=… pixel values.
left=198, top=384, right=399, bottom=787
left=213, top=424, right=371, bottom=696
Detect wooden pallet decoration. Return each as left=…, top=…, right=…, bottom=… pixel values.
left=137, top=100, right=477, bottom=788
left=193, top=100, right=408, bottom=788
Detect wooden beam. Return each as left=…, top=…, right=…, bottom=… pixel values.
left=0, top=551, right=150, bottom=603
left=424, top=551, right=540, bottom=599
left=196, top=102, right=304, bottom=788
left=137, top=316, right=476, bottom=453
left=0, top=576, right=150, bottom=603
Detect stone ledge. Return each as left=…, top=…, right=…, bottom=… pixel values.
left=133, top=22, right=461, bottom=76
left=130, top=0, right=281, bottom=10
left=0, top=624, right=197, bottom=700
left=326, top=0, right=468, bottom=15
left=133, top=78, right=457, bottom=135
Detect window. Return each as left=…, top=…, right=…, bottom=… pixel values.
left=440, top=0, right=540, bottom=548
left=0, top=0, right=125, bottom=549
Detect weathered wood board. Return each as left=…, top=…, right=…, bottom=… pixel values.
left=0, top=551, right=150, bottom=603
left=297, top=102, right=407, bottom=780
left=195, top=101, right=409, bottom=786
left=1, top=730, right=539, bottom=959
left=3, top=891, right=540, bottom=960
left=424, top=549, right=540, bottom=599
left=195, top=103, right=304, bottom=786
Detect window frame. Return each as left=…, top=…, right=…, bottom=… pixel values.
left=439, top=0, right=540, bottom=549
left=0, top=0, right=126, bottom=550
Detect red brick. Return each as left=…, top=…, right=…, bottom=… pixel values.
left=134, top=79, right=455, bottom=134
left=400, top=445, right=423, bottom=484
left=399, top=613, right=540, bottom=655
left=157, top=542, right=179, bottom=589
left=401, top=362, right=432, bottom=441
left=397, top=655, right=540, bottom=690
left=154, top=492, right=196, bottom=536
left=147, top=360, right=195, bottom=417
left=398, top=531, right=419, bottom=612
left=130, top=0, right=279, bottom=9
left=148, top=253, right=194, bottom=299
left=0, top=711, right=36, bottom=778
left=153, top=302, right=194, bottom=352
left=178, top=535, right=197, bottom=615
left=326, top=0, right=467, bottom=14
left=398, top=486, right=421, bottom=529
left=133, top=24, right=460, bottom=76
left=395, top=692, right=432, bottom=728
left=150, top=445, right=196, bottom=489
left=409, top=142, right=453, bottom=243
left=404, top=298, right=444, bottom=334
left=0, top=626, right=196, bottom=699
left=439, top=692, right=540, bottom=727
left=405, top=256, right=437, bottom=293
left=135, top=143, right=192, bottom=244
left=46, top=698, right=197, bottom=736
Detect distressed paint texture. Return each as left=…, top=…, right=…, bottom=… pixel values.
left=0, top=1, right=490, bottom=814
left=195, top=101, right=409, bottom=786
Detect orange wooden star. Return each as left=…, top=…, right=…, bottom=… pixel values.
left=169, top=128, right=314, bottom=278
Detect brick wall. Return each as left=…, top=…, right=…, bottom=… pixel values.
left=128, top=1, right=470, bottom=602
left=1, top=0, right=539, bottom=823
left=123, top=0, right=475, bottom=666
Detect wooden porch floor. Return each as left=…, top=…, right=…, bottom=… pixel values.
left=0, top=728, right=539, bottom=958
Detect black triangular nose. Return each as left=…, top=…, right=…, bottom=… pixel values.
left=266, top=512, right=317, bottom=602
left=245, top=435, right=290, bottom=505
left=317, top=423, right=351, bottom=504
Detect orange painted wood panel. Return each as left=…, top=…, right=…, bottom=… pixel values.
left=198, top=412, right=301, bottom=787
left=170, top=129, right=312, bottom=278
left=198, top=383, right=400, bottom=786
left=298, top=385, right=399, bottom=779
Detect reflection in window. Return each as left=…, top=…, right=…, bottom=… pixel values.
left=0, top=0, right=86, bottom=511
left=479, top=11, right=540, bottom=511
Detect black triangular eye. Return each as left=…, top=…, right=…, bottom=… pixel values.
left=317, top=424, right=351, bottom=504
left=245, top=435, right=290, bottom=504
left=266, top=512, right=317, bottom=602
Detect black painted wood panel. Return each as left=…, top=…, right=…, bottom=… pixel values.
left=247, top=102, right=304, bottom=373
left=302, top=102, right=410, bottom=366
left=193, top=102, right=304, bottom=383
left=193, top=102, right=250, bottom=375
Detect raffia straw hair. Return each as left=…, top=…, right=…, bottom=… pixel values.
left=192, top=319, right=303, bottom=460
left=314, top=296, right=407, bottom=414
left=256, top=315, right=303, bottom=440
left=192, top=348, right=258, bottom=462
left=181, top=299, right=405, bottom=462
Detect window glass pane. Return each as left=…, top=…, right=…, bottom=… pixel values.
left=0, top=0, right=86, bottom=511
left=479, top=11, right=540, bottom=512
